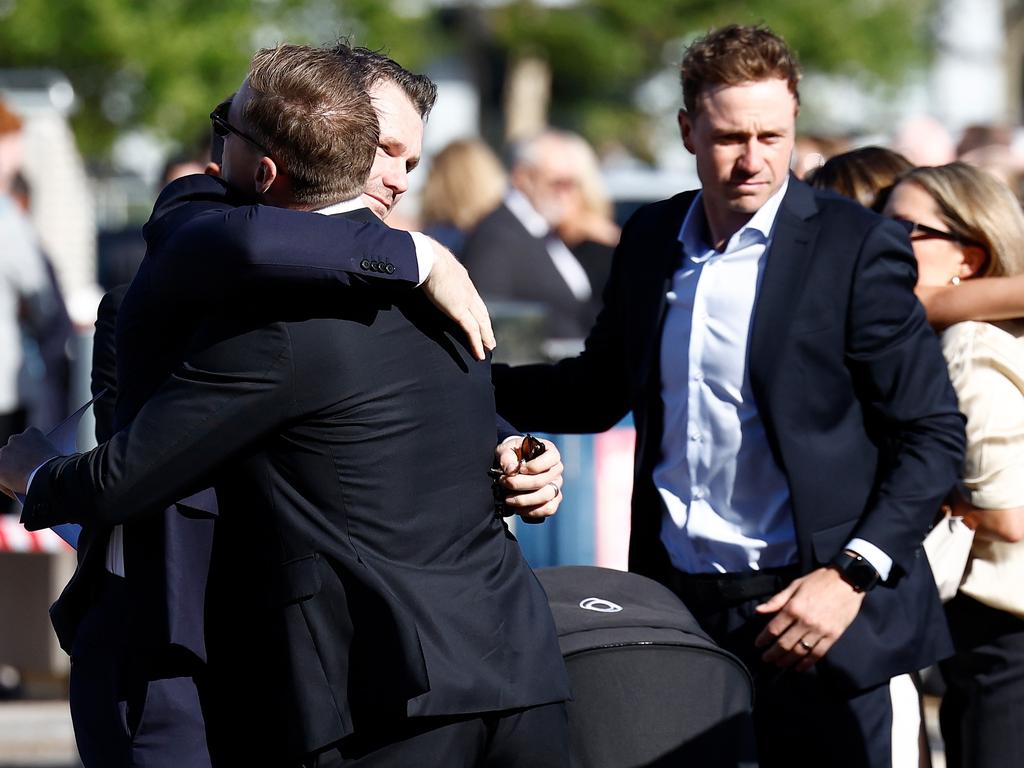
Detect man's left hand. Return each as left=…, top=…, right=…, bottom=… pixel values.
left=0, top=428, right=60, bottom=499
left=754, top=566, right=866, bottom=672
left=494, top=437, right=564, bottom=523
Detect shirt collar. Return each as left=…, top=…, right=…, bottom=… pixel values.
left=314, top=197, right=368, bottom=216
left=679, top=176, right=790, bottom=255
left=504, top=188, right=550, bottom=238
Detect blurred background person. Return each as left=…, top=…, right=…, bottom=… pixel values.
left=419, top=137, right=506, bottom=257
left=806, top=146, right=912, bottom=211
left=0, top=101, right=57, bottom=515
left=892, top=116, right=957, bottom=168
left=556, top=131, right=619, bottom=304
left=10, top=171, right=73, bottom=432
left=884, top=162, right=1024, bottom=768
left=462, top=129, right=601, bottom=357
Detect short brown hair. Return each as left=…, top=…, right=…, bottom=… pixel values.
left=331, top=42, right=438, bottom=120
left=680, top=25, right=801, bottom=115
left=243, top=44, right=379, bottom=207
left=807, top=146, right=912, bottom=211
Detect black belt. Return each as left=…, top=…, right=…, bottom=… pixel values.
left=665, top=564, right=801, bottom=613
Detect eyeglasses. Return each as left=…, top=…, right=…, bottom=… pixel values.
left=209, top=108, right=267, bottom=155
left=895, top=219, right=985, bottom=250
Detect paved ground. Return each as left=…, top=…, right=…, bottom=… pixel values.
left=0, top=696, right=946, bottom=767
left=0, top=701, right=79, bottom=768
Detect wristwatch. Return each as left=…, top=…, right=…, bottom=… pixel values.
left=830, top=550, right=880, bottom=593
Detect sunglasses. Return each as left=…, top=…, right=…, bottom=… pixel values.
left=209, top=108, right=267, bottom=155
left=488, top=434, right=547, bottom=479
left=895, top=219, right=986, bottom=250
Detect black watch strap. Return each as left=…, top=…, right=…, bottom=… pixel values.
left=830, top=550, right=880, bottom=593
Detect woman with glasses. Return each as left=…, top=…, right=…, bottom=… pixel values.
left=883, top=162, right=1024, bottom=768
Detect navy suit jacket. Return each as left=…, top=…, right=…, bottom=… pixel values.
left=46, top=174, right=421, bottom=657
left=26, top=207, right=570, bottom=760
left=494, top=178, right=967, bottom=691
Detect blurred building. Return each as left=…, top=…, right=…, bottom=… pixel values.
left=0, top=70, right=100, bottom=329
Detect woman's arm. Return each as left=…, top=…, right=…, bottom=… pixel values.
left=918, top=275, right=1024, bottom=330
left=949, top=491, right=1024, bottom=542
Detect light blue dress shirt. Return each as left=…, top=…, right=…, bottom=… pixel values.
left=654, top=180, right=892, bottom=579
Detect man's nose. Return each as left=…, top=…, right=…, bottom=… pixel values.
left=738, top=140, right=763, bottom=172
left=384, top=161, right=409, bottom=194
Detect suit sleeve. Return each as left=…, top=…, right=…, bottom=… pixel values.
left=145, top=175, right=421, bottom=304
left=844, top=219, right=966, bottom=573
left=91, top=286, right=126, bottom=444
left=21, top=316, right=296, bottom=530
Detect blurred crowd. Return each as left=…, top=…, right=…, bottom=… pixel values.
left=5, top=31, right=1024, bottom=766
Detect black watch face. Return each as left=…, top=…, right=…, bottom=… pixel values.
left=842, top=555, right=878, bottom=591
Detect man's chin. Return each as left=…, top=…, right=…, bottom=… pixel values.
left=360, top=194, right=391, bottom=220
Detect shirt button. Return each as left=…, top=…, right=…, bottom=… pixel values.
left=692, top=487, right=705, bottom=500
left=689, top=432, right=701, bottom=442
left=691, top=372, right=703, bottom=383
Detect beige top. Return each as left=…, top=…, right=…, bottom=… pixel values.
left=942, top=320, right=1024, bottom=617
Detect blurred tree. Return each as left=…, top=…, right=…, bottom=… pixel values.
left=0, top=0, right=932, bottom=159
left=482, top=0, right=935, bottom=158
left=0, top=0, right=444, bottom=157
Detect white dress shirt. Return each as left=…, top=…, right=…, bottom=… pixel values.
left=654, top=180, right=892, bottom=579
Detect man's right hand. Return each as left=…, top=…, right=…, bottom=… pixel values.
left=421, top=243, right=495, bottom=361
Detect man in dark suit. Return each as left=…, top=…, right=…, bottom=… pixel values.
left=462, top=130, right=598, bottom=348
left=41, top=46, right=541, bottom=768
left=491, top=25, right=966, bottom=767
left=3, top=43, right=570, bottom=768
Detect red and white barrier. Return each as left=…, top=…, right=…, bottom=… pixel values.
left=0, top=518, right=74, bottom=553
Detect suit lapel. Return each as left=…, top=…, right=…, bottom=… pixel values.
left=748, top=179, right=819, bottom=403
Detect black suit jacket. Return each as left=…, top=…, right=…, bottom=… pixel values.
left=462, top=202, right=596, bottom=340
left=494, top=179, right=967, bottom=691
left=46, top=174, right=422, bottom=657
left=25, top=207, right=570, bottom=760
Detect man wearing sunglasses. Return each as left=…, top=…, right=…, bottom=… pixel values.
left=493, top=25, right=966, bottom=767
left=2, top=45, right=570, bottom=768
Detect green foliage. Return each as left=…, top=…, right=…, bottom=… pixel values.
left=0, top=0, right=933, bottom=159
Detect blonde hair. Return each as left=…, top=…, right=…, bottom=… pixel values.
left=420, top=139, right=506, bottom=231
left=900, top=162, right=1024, bottom=278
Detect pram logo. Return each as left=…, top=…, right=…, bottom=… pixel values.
left=579, top=597, right=623, bottom=613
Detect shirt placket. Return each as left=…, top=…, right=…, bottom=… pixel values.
left=687, top=253, right=715, bottom=509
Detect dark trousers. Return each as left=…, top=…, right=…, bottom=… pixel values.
left=0, top=408, right=25, bottom=516
left=666, top=567, right=895, bottom=768
left=303, top=702, right=570, bottom=768
left=940, top=593, right=1024, bottom=768
left=69, top=574, right=212, bottom=768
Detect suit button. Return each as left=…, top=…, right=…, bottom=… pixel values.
left=371, top=261, right=381, bottom=272
left=385, top=263, right=396, bottom=274
left=360, top=259, right=371, bottom=270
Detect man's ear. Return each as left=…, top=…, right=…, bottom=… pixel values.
left=959, top=245, right=988, bottom=280
left=254, top=156, right=278, bottom=195
left=678, top=109, right=695, bottom=155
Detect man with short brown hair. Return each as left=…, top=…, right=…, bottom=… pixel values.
left=494, top=24, right=966, bottom=766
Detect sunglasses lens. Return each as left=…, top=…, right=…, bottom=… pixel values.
left=519, top=435, right=546, bottom=462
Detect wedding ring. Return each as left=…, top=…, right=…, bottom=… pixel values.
left=547, top=482, right=561, bottom=497
left=798, top=639, right=813, bottom=651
